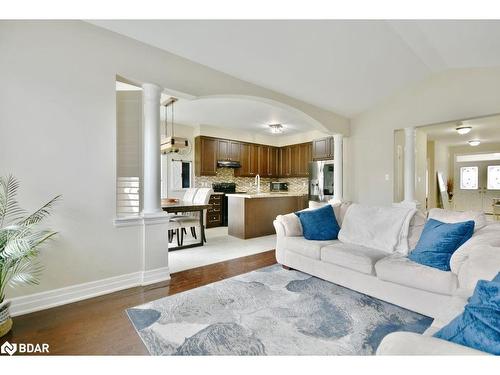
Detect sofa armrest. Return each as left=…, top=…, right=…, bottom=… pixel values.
left=273, top=219, right=286, bottom=237
left=376, top=332, right=488, bottom=355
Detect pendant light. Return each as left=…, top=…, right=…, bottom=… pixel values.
left=160, top=97, right=189, bottom=154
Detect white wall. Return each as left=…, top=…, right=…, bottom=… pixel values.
left=347, top=67, right=500, bottom=206
left=0, top=20, right=346, bottom=299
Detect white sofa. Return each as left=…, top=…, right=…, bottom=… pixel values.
left=273, top=203, right=500, bottom=355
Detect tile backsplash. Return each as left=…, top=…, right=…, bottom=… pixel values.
left=195, top=168, right=309, bottom=194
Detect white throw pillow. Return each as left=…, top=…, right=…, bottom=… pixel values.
left=428, top=208, right=486, bottom=232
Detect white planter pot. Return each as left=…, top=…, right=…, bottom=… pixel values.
left=0, top=301, right=13, bottom=337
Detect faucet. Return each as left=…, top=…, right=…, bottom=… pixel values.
left=255, top=174, right=261, bottom=194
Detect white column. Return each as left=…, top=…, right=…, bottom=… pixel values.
left=402, top=127, right=419, bottom=208
left=332, top=134, right=343, bottom=203
left=142, top=83, right=162, bottom=215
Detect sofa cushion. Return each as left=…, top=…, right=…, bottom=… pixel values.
left=375, top=255, right=458, bottom=295
left=428, top=208, right=486, bottom=232
left=321, top=243, right=388, bottom=275
left=433, top=273, right=500, bottom=355
left=283, top=236, right=338, bottom=260
left=408, top=219, right=474, bottom=271
left=295, top=205, right=340, bottom=240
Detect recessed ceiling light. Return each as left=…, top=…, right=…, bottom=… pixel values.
left=456, top=126, right=472, bottom=135
left=468, top=139, right=481, bottom=147
left=269, top=124, right=284, bottom=134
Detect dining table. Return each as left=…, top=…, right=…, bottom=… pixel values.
left=161, top=200, right=211, bottom=251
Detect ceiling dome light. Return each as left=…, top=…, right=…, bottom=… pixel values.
left=468, top=139, right=481, bottom=147
left=269, top=124, right=284, bottom=134
left=456, top=126, right=472, bottom=135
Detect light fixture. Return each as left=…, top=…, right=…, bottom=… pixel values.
left=456, top=125, right=472, bottom=135
left=161, top=97, right=189, bottom=154
left=269, top=124, right=284, bottom=134
left=468, top=139, right=481, bottom=147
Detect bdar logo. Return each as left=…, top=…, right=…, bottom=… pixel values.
left=1, top=341, right=17, bottom=355
left=0, top=341, right=49, bottom=355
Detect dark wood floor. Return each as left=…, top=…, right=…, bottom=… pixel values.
left=0, top=250, right=277, bottom=355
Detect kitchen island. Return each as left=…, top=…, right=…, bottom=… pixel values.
left=227, top=193, right=308, bottom=239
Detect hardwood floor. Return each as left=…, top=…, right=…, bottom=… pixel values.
left=0, top=250, right=277, bottom=355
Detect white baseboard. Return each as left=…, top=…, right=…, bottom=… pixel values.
left=8, top=267, right=171, bottom=317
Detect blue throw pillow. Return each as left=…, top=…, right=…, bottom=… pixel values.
left=295, top=205, right=340, bottom=241
left=433, top=273, right=500, bottom=355
left=408, top=219, right=474, bottom=271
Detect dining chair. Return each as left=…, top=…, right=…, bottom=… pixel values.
left=171, top=187, right=213, bottom=246
left=168, top=187, right=199, bottom=245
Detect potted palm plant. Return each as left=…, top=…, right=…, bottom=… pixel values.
left=0, top=175, right=60, bottom=337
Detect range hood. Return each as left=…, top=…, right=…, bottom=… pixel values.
left=217, top=160, right=241, bottom=168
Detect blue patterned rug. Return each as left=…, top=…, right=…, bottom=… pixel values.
left=127, top=265, right=432, bottom=355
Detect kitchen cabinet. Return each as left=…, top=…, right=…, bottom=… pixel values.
left=280, top=146, right=292, bottom=177
left=235, top=143, right=259, bottom=177
left=217, top=139, right=240, bottom=162
left=312, top=136, right=334, bottom=160
left=297, top=142, right=312, bottom=177
left=280, top=143, right=311, bottom=177
left=206, top=193, right=223, bottom=228
left=195, top=136, right=218, bottom=176
left=196, top=135, right=311, bottom=177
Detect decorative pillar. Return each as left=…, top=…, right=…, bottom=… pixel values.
left=332, top=134, right=343, bottom=204
left=401, top=127, right=419, bottom=208
left=140, top=83, right=170, bottom=285
left=142, top=83, right=162, bottom=215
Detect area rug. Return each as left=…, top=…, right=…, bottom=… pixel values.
left=126, top=265, right=432, bottom=355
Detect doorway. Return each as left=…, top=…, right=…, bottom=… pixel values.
left=454, top=153, right=500, bottom=213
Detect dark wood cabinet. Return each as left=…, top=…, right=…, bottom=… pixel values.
left=280, top=146, right=292, bottom=177
left=235, top=143, right=259, bottom=177
left=195, top=136, right=218, bottom=176
left=217, top=139, right=240, bottom=161
left=297, top=142, right=312, bottom=177
left=312, top=136, right=334, bottom=161
left=269, top=147, right=280, bottom=178
left=196, top=135, right=312, bottom=177
left=206, top=193, right=223, bottom=228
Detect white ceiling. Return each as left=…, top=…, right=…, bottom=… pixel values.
left=93, top=20, right=500, bottom=117
left=160, top=96, right=319, bottom=135
left=422, top=114, right=500, bottom=146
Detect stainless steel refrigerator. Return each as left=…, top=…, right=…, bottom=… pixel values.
left=309, top=160, right=334, bottom=202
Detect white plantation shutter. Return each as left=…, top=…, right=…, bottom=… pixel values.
left=116, top=89, right=142, bottom=216
left=116, top=177, right=140, bottom=216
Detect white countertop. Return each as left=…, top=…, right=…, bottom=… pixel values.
left=226, top=192, right=307, bottom=199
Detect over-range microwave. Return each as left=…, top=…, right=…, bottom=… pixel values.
left=270, top=181, right=288, bottom=192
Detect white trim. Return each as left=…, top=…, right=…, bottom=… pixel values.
left=7, top=267, right=171, bottom=317
left=141, top=267, right=171, bottom=286
left=113, top=215, right=143, bottom=227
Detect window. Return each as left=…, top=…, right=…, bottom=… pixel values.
left=456, top=153, right=500, bottom=162
left=460, top=166, right=478, bottom=190
left=487, top=165, right=500, bottom=190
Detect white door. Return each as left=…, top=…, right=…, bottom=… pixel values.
left=455, top=159, right=500, bottom=213
left=454, top=164, right=482, bottom=211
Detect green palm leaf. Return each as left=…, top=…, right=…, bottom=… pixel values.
left=0, top=175, right=60, bottom=302
left=0, top=175, right=26, bottom=226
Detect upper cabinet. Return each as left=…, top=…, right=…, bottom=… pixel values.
left=195, top=135, right=312, bottom=177
left=235, top=143, right=259, bottom=177
left=257, top=145, right=280, bottom=178
left=312, top=136, right=334, bottom=160
left=195, top=136, right=218, bottom=176
left=217, top=139, right=240, bottom=162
